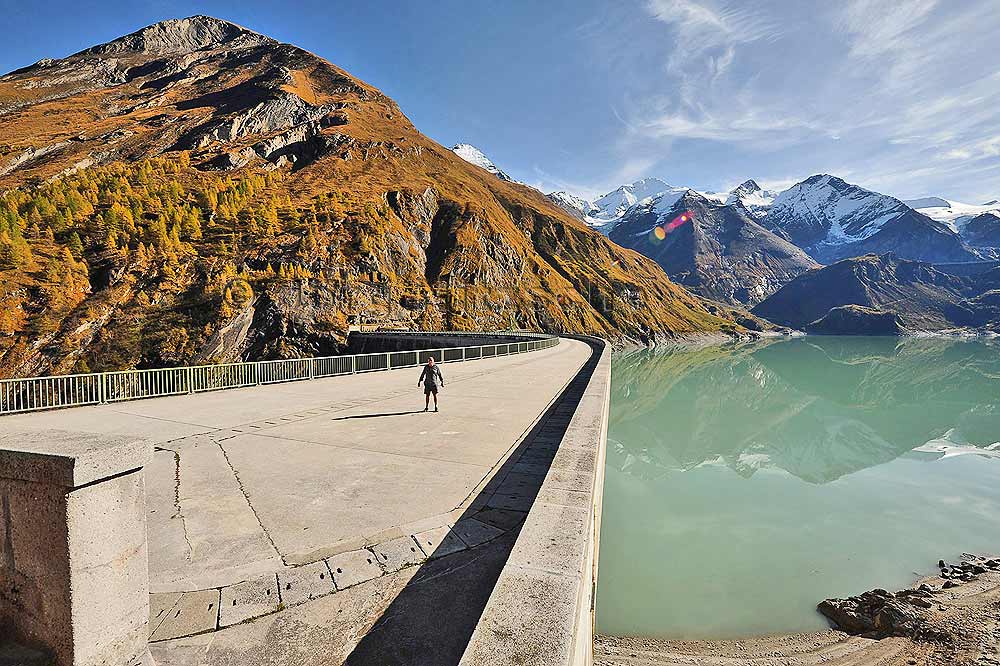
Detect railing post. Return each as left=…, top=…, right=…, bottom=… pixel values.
left=98, top=373, right=107, bottom=404
left=309, top=359, right=315, bottom=380
left=351, top=355, right=356, bottom=374
left=186, top=367, right=194, bottom=394
left=386, top=352, right=390, bottom=370
left=255, top=362, right=261, bottom=385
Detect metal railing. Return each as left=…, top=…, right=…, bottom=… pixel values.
left=0, top=332, right=559, bottom=416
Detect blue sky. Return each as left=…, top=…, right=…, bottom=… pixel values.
left=2, top=0, right=998, bottom=202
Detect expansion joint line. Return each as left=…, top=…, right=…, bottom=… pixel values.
left=155, top=445, right=194, bottom=561
left=210, top=435, right=284, bottom=563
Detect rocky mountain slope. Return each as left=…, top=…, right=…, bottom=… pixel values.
left=751, top=254, right=1000, bottom=333
left=0, top=15, right=747, bottom=378
left=607, top=189, right=819, bottom=306
left=955, top=213, right=1000, bottom=256
left=765, top=175, right=981, bottom=264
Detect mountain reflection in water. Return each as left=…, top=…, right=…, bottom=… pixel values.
left=610, top=336, right=1000, bottom=484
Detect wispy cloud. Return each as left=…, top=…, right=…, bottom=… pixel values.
left=567, top=0, right=1000, bottom=201
left=836, top=0, right=938, bottom=58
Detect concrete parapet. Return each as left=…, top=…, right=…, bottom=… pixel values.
left=346, top=331, right=533, bottom=354
left=0, top=429, right=153, bottom=666
left=459, top=336, right=610, bottom=666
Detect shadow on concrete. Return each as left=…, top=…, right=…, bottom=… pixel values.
left=331, top=411, right=426, bottom=420
left=342, top=338, right=602, bottom=666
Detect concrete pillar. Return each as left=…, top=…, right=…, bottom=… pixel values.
left=0, top=429, right=154, bottom=666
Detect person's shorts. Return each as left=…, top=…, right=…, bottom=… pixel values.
left=424, top=384, right=438, bottom=395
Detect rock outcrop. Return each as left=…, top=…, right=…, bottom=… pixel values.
left=818, top=588, right=928, bottom=638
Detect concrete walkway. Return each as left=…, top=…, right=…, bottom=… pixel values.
left=3, top=339, right=591, bottom=652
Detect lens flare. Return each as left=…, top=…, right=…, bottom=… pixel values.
left=664, top=211, right=694, bottom=233
left=649, top=211, right=693, bottom=243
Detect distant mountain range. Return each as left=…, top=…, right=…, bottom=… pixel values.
left=453, top=146, right=1000, bottom=332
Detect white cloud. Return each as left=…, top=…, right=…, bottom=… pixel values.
left=836, top=0, right=938, bottom=58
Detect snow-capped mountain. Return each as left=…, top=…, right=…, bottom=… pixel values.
left=766, top=175, right=908, bottom=248
left=608, top=189, right=818, bottom=306
left=590, top=178, right=672, bottom=223
left=725, top=179, right=778, bottom=219
left=546, top=190, right=599, bottom=221
left=764, top=175, right=980, bottom=263
left=546, top=178, right=683, bottom=233
left=904, top=197, right=1000, bottom=232
left=451, top=143, right=513, bottom=181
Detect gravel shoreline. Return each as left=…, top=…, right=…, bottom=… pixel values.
left=596, top=554, right=1000, bottom=666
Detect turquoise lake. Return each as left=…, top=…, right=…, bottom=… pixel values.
left=596, top=336, right=1000, bottom=639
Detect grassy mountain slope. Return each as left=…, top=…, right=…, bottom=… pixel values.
left=0, top=16, right=741, bottom=377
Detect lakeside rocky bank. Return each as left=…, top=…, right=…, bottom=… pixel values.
left=596, top=553, right=1000, bottom=666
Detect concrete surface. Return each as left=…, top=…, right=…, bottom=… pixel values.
left=459, top=337, right=611, bottom=666
left=4, top=336, right=608, bottom=665
left=0, top=430, right=154, bottom=666
left=2, top=339, right=589, bottom=595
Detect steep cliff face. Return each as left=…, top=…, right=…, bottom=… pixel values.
left=0, top=16, right=743, bottom=377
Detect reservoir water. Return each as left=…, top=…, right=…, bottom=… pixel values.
left=596, top=336, right=1000, bottom=640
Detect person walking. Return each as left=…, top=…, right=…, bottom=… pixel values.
left=418, top=357, right=444, bottom=412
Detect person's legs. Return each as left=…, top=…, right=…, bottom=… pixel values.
left=424, top=390, right=430, bottom=411
left=433, top=389, right=438, bottom=411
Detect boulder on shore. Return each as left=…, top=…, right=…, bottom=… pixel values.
left=817, top=588, right=926, bottom=638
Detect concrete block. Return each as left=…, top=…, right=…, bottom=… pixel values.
left=0, top=429, right=154, bottom=666
left=148, top=592, right=182, bottom=637
left=486, top=492, right=536, bottom=512
left=459, top=567, right=580, bottom=666
left=371, top=535, right=426, bottom=573
left=535, top=485, right=593, bottom=510
left=412, top=525, right=468, bottom=560
left=510, top=460, right=550, bottom=477
left=277, top=561, right=336, bottom=607
left=493, top=472, right=542, bottom=496
left=148, top=589, right=219, bottom=642
left=569, top=396, right=608, bottom=430
left=541, top=469, right=595, bottom=493
left=0, top=429, right=151, bottom=487
left=558, top=425, right=603, bottom=451
left=326, top=548, right=383, bottom=590
left=549, top=446, right=597, bottom=475
left=452, top=518, right=504, bottom=548
left=219, top=574, right=280, bottom=627
left=471, top=508, right=526, bottom=532
left=506, top=502, right=590, bottom=577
